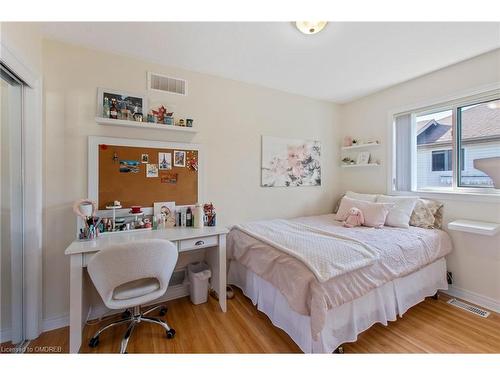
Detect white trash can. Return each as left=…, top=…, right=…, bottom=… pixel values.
left=187, top=262, right=212, bottom=305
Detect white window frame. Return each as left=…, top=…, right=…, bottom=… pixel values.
left=387, top=83, right=500, bottom=203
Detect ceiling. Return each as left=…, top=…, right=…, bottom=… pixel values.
left=40, top=22, right=500, bottom=103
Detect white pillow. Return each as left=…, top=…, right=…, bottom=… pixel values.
left=376, top=195, right=419, bottom=228
left=345, top=191, right=378, bottom=202
left=336, top=197, right=394, bottom=228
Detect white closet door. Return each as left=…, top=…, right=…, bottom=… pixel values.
left=1, top=65, right=24, bottom=345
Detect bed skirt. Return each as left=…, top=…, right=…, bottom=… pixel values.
left=228, top=257, right=448, bottom=353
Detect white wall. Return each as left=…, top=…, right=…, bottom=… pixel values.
left=339, top=49, right=500, bottom=309
left=42, top=39, right=341, bottom=325
left=0, top=22, right=42, bottom=76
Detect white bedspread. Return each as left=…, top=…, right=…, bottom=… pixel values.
left=234, top=219, right=378, bottom=282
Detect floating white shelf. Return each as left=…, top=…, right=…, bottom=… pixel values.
left=96, top=117, right=197, bottom=133
left=341, top=163, right=380, bottom=168
left=447, top=220, right=500, bottom=236
left=341, top=142, right=380, bottom=151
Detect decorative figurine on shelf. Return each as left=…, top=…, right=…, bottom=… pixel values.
left=109, top=98, right=118, bottom=119
left=147, top=111, right=155, bottom=123
left=164, top=116, right=174, bottom=125
left=342, top=157, right=355, bottom=165
left=343, top=136, right=353, bottom=147
left=152, top=105, right=167, bottom=123
left=177, top=119, right=185, bottom=127
left=132, top=105, right=143, bottom=122
left=133, top=112, right=143, bottom=122
left=186, top=118, right=194, bottom=127
left=203, top=202, right=216, bottom=227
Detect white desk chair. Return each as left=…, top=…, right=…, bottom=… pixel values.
left=87, top=239, right=178, bottom=353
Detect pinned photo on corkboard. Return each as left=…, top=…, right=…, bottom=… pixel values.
left=158, top=152, right=172, bottom=170
left=161, top=172, right=178, bottom=184
left=174, top=150, right=186, bottom=167
left=119, top=160, right=140, bottom=173
left=141, top=154, right=149, bottom=163
left=146, top=164, right=158, bottom=178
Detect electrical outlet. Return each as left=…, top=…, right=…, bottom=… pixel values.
left=447, top=271, right=453, bottom=285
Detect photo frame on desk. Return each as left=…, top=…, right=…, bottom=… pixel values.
left=88, top=136, right=203, bottom=211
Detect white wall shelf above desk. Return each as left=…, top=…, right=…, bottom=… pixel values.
left=341, top=143, right=380, bottom=151
left=448, top=220, right=500, bottom=236
left=341, top=163, right=380, bottom=169
left=96, top=117, right=198, bottom=133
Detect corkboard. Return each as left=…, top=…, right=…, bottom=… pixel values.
left=98, top=144, right=198, bottom=209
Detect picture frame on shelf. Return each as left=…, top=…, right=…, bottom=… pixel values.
left=97, top=88, right=147, bottom=121
left=357, top=152, right=370, bottom=165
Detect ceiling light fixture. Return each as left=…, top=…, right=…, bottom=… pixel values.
left=295, top=21, right=328, bottom=35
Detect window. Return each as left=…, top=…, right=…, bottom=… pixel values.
left=457, top=100, right=500, bottom=188
left=431, top=150, right=451, bottom=171
left=392, top=93, right=500, bottom=194
left=431, top=149, right=464, bottom=172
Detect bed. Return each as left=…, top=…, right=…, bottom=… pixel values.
left=227, top=213, right=453, bottom=353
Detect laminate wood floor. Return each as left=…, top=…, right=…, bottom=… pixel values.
left=21, top=290, right=500, bottom=354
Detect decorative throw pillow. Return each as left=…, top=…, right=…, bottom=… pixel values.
left=376, top=195, right=419, bottom=228
left=409, top=199, right=444, bottom=229
left=332, top=194, right=345, bottom=214
left=345, top=191, right=378, bottom=202
left=336, top=197, right=394, bottom=228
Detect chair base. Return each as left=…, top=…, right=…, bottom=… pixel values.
left=88, top=304, right=175, bottom=353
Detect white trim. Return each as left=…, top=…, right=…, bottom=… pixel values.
left=0, top=42, right=37, bottom=88
left=88, top=136, right=204, bottom=208
left=444, top=286, right=500, bottom=314
left=41, top=314, right=70, bottom=333
left=390, top=82, right=500, bottom=117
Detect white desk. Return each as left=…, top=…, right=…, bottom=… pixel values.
left=64, top=226, right=229, bottom=353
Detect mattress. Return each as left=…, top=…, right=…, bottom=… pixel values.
left=227, top=214, right=453, bottom=339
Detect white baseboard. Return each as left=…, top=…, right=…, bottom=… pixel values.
left=443, top=286, right=500, bottom=313
left=42, top=314, right=69, bottom=332
left=41, top=284, right=191, bottom=333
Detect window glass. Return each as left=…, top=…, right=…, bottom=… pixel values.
left=416, top=109, right=453, bottom=189
left=458, top=99, right=500, bottom=188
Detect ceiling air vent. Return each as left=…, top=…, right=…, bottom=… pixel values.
left=148, top=72, right=187, bottom=96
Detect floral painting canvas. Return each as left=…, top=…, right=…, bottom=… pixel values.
left=261, top=136, right=321, bottom=187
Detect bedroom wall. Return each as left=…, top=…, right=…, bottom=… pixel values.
left=338, top=49, right=500, bottom=311
left=41, top=39, right=341, bottom=328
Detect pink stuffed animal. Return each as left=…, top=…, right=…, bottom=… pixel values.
left=343, top=207, right=365, bottom=228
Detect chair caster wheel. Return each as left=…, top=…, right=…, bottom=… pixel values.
left=159, top=307, right=167, bottom=316
left=121, top=310, right=131, bottom=319
left=89, top=337, right=99, bottom=348
left=166, top=328, right=176, bottom=339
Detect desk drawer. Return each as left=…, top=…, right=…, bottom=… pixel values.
left=179, top=236, right=218, bottom=252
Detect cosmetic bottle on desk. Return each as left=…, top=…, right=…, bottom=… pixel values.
left=194, top=204, right=204, bottom=228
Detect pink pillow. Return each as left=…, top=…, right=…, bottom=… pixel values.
left=336, top=197, right=394, bottom=228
